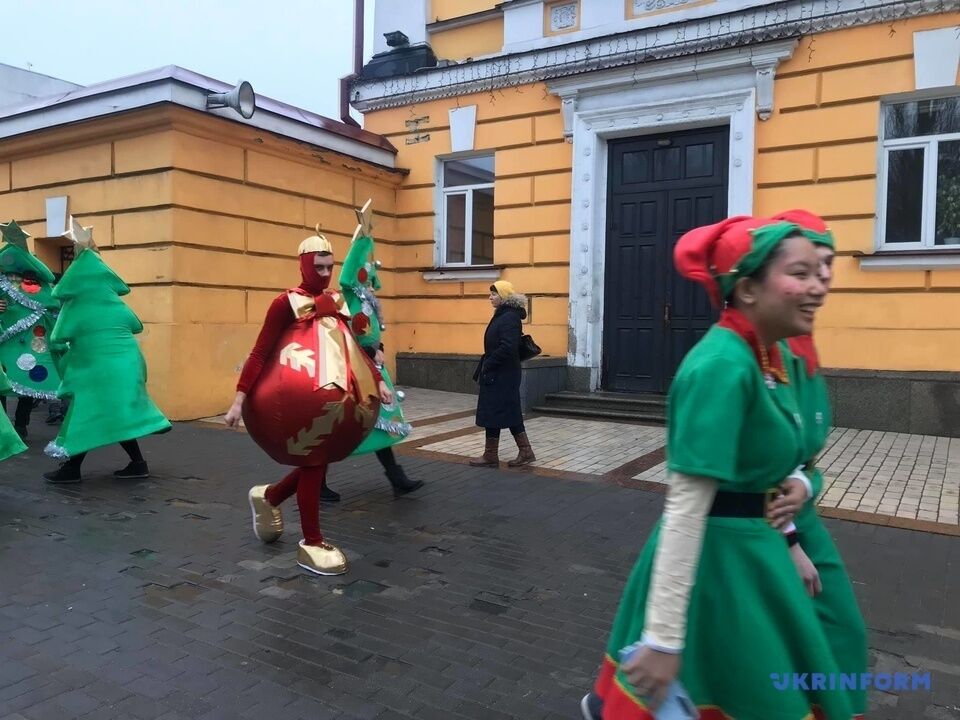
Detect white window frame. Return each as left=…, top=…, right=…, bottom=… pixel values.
left=437, top=155, right=495, bottom=268
left=878, top=94, right=960, bottom=251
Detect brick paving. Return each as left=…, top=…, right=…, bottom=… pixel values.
left=0, top=412, right=957, bottom=718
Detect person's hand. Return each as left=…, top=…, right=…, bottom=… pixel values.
left=766, top=477, right=807, bottom=529
left=224, top=393, right=246, bottom=427
left=622, top=646, right=681, bottom=710
left=790, top=543, right=822, bottom=597
left=374, top=348, right=385, bottom=367
left=378, top=381, right=393, bottom=405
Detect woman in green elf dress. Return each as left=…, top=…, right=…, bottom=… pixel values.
left=581, top=217, right=854, bottom=720
left=772, top=209, right=868, bottom=720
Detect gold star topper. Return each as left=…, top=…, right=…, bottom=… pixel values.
left=354, top=199, right=374, bottom=238
left=62, top=216, right=97, bottom=252
left=0, top=220, right=30, bottom=250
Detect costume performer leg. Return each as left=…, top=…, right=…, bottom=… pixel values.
left=249, top=468, right=297, bottom=544
left=375, top=447, right=423, bottom=495
left=44, top=451, right=85, bottom=484
left=114, top=439, right=150, bottom=479
left=295, top=464, right=347, bottom=576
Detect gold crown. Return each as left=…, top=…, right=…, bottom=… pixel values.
left=298, top=224, right=333, bottom=255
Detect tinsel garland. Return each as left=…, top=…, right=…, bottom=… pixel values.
left=350, top=284, right=384, bottom=327
left=8, top=380, right=57, bottom=400
left=0, top=274, right=47, bottom=313
left=0, top=309, right=44, bottom=346
left=44, top=440, right=70, bottom=459
left=374, top=417, right=411, bottom=438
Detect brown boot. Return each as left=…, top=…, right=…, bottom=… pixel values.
left=508, top=432, right=536, bottom=467
left=469, top=437, right=499, bottom=467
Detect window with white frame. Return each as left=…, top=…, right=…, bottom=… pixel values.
left=440, top=155, right=494, bottom=266
left=880, top=95, right=960, bottom=248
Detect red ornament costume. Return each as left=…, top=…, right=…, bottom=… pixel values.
left=238, top=232, right=381, bottom=576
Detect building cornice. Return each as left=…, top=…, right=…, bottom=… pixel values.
left=351, top=0, right=957, bottom=112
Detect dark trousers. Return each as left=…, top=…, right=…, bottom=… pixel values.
left=61, top=439, right=144, bottom=472
left=485, top=424, right=526, bottom=440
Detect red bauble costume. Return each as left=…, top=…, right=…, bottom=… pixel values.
left=238, top=246, right=381, bottom=558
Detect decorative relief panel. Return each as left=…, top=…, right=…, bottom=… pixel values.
left=547, top=1, right=579, bottom=34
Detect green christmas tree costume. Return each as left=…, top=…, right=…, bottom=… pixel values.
left=783, top=343, right=868, bottom=719
left=0, top=365, right=27, bottom=460
left=0, top=221, right=61, bottom=401
left=45, top=238, right=170, bottom=459
left=339, top=205, right=410, bottom=455
left=596, top=325, right=853, bottom=720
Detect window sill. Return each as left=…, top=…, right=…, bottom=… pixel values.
left=422, top=267, right=501, bottom=282
left=857, top=248, right=960, bottom=270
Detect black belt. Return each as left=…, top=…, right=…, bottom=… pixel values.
left=709, top=490, right=777, bottom=518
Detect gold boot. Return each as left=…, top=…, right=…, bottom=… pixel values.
left=248, top=485, right=283, bottom=543
left=297, top=540, right=348, bottom=576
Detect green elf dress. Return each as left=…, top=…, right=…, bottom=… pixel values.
left=591, top=219, right=853, bottom=720
left=777, top=210, right=867, bottom=720
left=339, top=205, right=411, bottom=455
left=0, top=364, right=27, bottom=460
left=0, top=221, right=61, bottom=401
left=45, top=227, right=170, bottom=459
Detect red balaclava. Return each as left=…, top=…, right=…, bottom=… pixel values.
left=299, top=251, right=331, bottom=295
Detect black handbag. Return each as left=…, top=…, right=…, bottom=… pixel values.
left=519, top=334, right=541, bottom=362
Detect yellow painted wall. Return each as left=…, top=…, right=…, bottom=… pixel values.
left=430, top=0, right=499, bottom=22
left=756, top=11, right=960, bottom=371
left=366, top=83, right=571, bottom=362
left=0, top=107, right=403, bottom=420
left=430, top=17, right=504, bottom=61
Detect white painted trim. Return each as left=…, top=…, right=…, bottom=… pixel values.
left=913, top=27, right=960, bottom=90
left=352, top=0, right=955, bottom=112
left=422, top=268, right=501, bottom=282
left=548, top=42, right=794, bottom=388
left=859, top=253, right=960, bottom=270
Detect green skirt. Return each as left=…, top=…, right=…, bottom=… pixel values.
left=595, top=517, right=854, bottom=720
left=350, top=365, right=410, bottom=456
left=795, top=501, right=867, bottom=716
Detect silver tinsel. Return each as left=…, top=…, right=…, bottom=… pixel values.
left=0, top=309, right=44, bottom=346
left=395, top=390, right=405, bottom=402
left=44, top=440, right=70, bottom=459
left=375, top=417, right=411, bottom=437
left=350, top=283, right=385, bottom=329
left=0, top=274, right=47, bottom=313
left=8, top=381, right=57, bottom=400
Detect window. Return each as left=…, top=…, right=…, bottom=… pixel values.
left=880, top=95, right=960, bottom=249
left=440, top=155, right=494, bottom=267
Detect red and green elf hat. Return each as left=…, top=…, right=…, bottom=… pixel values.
left=772, top=209, right=834, bottom=249
left=674, top=215, right=802, bottom=306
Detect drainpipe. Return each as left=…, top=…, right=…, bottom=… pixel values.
left=339, top=0, right=363, bottom=127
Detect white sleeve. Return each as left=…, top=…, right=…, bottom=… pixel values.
left=641, top=471, right=717, bottom=653
left=787, top=466, right=812, bottom=500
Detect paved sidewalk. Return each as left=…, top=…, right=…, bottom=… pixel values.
left=0, top=401, right=957, bottom=719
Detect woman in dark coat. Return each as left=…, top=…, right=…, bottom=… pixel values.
left=470, top=281, right=536, bottom=468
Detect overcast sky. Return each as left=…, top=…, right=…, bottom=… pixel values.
left=0, top=0, right=375, bottom=122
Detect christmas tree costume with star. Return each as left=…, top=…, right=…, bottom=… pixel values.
left=44, top=219, right=171, bottom=462
left=0, top=221, right=61, bottom=408
left=0, top=364, right=27, bottom=460
left=335, top=200, right=421, bottom=496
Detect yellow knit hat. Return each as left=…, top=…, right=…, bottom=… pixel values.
left=491, top=280, right=515, bottom=299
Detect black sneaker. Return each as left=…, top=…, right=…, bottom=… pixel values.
left=44, top=464, right=81, bottom=484
left=580, top=692, right=603, bottom=720
left=320, top=484, right=340, bottom=503
left=114, top=461, right=149, bottom=479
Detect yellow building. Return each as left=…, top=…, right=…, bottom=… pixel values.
left=0, top=66, right=402, bottom=420
left=352, top=0, right=960, bottom=435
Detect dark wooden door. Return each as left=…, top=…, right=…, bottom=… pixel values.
left=602, top=127, right=729, bottom=393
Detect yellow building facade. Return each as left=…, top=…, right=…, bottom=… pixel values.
left=0, top=68, right=402, bottom=420
left=354, top=0, right=960, bottom=435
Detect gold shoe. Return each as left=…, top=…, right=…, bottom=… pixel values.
left=297, top=540, right=348, bottom=576
left=248, top=485, right=283, bottom=543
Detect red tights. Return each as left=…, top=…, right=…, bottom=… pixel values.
left=264, top=465, right=326, bottom=545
